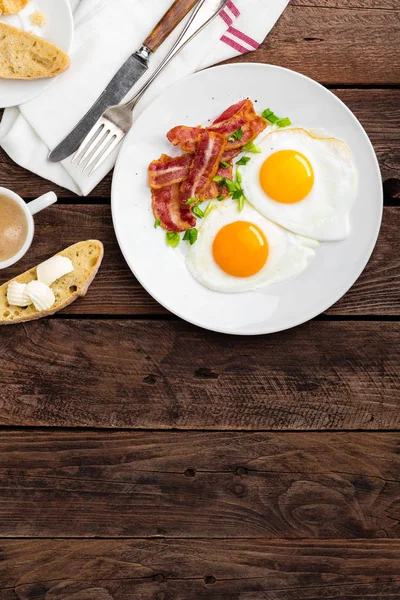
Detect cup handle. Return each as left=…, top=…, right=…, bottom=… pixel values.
left=27, top=192, right=58, bottom=216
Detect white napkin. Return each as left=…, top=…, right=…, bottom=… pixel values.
left=0, top=0, right=288, bottom=195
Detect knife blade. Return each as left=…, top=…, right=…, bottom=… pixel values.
left=48, top=48, right=150, bottom=163
left=49, top=0, right=199, bottom=163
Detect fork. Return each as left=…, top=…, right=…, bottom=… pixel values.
left=73, top=0, right=229, bottom=176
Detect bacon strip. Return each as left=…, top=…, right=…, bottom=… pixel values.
left=167, top=126, right=203, bottom=152
left=213, top=99, right=254, bottom=123
left=222, top=148, right=241, bottom=162
left=152, top=183, right=195, bottom=233
left=199, top=162, right=233, bottom=200
left=167, top=116, right=250, bottom=151
left=148, top=153, right=193, bottom=189
left=251, top=115, right=268, bottom=139
left=150, top=101, right=268, bottom=228
left=180, top=131, right=226, bottom=204
left=225, top=122, right=254, bottom=150
left=216, top=162, right=233, bottom=180
left=225, top=115, right=268, bottom=150
left=211, top=99, right=256, bottom=141
left=166, top=100, right=266, bottom=156
left=210, top=114, right=248, bottom=136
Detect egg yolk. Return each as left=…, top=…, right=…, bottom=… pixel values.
left=213, top=221, right=269, bottom=278
left=260, top=149, right=314, bottom=204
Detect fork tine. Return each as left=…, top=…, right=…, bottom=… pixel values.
left=83, top=131, right=116, bottom=174
left=77, top=126, right=108, bottom=168
left=72, top=122, right=105, bottom=166
left=88, top=134, right=122, bottom=176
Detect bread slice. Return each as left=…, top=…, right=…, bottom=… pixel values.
left=0, top=240, right=103, bottom=325
left=0, top=0, right=28, bottom=15
left=0, top=22, right=70, bottom=79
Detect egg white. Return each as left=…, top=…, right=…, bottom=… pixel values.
left=186, top=201, right=319, bottom=293
left=241, top=128, right=358, bottom=241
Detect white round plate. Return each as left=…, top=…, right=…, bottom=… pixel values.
left=0, top=0, right=73, bottom=108
left=112, top=64, right=383, bottom=336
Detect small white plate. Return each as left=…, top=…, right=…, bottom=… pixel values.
left=112, top=64, right=383, bottom=336
left=0, top=0, right=73, bottom=108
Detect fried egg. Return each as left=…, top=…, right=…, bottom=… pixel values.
left=186, top=202, right=319, bottom=293
left=241, top=128, right=357, bottom=241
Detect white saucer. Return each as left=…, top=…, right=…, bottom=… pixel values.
left=112, top=63, right=383, bottom=335
left=0, top=0, right=73, bottom=108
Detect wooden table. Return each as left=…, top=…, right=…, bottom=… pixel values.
left=1, top=2, right=400, bottom=598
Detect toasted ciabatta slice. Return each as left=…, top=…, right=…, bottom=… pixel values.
left=0, top=240, right=103, bottom=325
left=0, top=22, right=70, bottom=79
left=0, top=0, right=28, bottom=15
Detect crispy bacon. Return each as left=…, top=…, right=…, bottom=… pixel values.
left=150, top=101, right=268, bottom=228
left=199, top=162, right=233, bottom=200
left=180, top=131, right=226, bottom=203
left=251, top=115, right=268, bottom=139
left=216, top=162, right=233, bottom=180
left=209, top=100, right=256, bottom=141
left=148, top=153, right=193, bottom=189
left=199, top=183, right=221, bottom=201
left=210, top=114, right=248, bottom=136
left=225, top=122, right=254, bottom=150
left=167, top=125, right=203, bottom=152
left=212, top=100, right=266, bottom=150
left=152, top=183, right=195, bottom=233
left=222, top=148, right=241, bottom=162
left=225, top=116, right=268, bottom=151
left=166, top=100, right=266, bottom=156
left=213, top=99, right=254, bottom=124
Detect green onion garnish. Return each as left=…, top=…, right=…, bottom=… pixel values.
left=231, top=165, right=246, bottom=211
left=236, top=156, right=251, bottom=166
left=213, top=175, right=223, bottom=182
left=192, top=203, right=204, bottom=219
left=166, top=232, right=180, bottom=248
left=277, top=117, right=292, bottom=128
left=204, top=202, right=214, bottom=218
left=217, top=195, right=225, bottom=201
left=186, top=197, right=198, bottom=205
left=225, top=179, right=236, bottom=193
left=262, top=108, right=280, bottom=123
left=228, top=127, right=243, bottom=142
left=263, top=108, right=291, bottom=128
left=220, top=161, right=229, bottom=168
left=154, top=218, right=161, bottom=229
left=183, top=228, right=198, bottom=245
left=262, top=108, right=273, bottom=118
left=242, top=142, right=262, bottom=153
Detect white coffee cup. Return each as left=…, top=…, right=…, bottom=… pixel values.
left=0, top=187, right=57, bottom=270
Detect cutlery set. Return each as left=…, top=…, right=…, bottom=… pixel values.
left=49, top=0, right=230, bottom=175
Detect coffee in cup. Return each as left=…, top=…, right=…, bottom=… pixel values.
left=0, top=188, right=58, bottom=270
left=0, top=194, right=29, bottom=262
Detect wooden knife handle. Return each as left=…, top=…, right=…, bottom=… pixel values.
left=143, top=0, right=198, bottom=54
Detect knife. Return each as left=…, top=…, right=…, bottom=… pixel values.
left=49, top=0, right=199, bottom=163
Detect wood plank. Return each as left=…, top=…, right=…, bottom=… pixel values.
left=0, top=321, right=398, bottom=429
left=1, top=539, right=400, bottom=600
left=0, top=205, right=398, bottom=316
left=0, top=88, right=399, bottom=198
left=292, top=0, right=399, bottom=8
left=230, top=6, right=400, bottom=85
left=0, top=431, right=399, bottom=538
